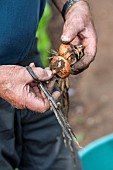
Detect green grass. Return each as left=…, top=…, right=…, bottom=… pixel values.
left=36, top=3, right=52, bottom=67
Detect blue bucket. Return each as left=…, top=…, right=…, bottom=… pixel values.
left=79, top=133, right=113, bottom=170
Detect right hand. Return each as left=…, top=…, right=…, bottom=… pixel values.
left=61, top=0, right=97, bottom=74
left=0, top=64, right=60, bottom=113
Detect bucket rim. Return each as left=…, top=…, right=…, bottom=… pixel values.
left=79, top=133, right=113, bottom=158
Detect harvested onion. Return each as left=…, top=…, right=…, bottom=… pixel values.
left=50, top=43, right=84, bottom=78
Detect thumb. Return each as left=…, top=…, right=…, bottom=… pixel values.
left=24, top=66, right=53, bottom=84
left=61, top=20, right=78, bottom=43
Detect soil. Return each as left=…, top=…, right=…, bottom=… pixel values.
left=48, top=0, right=113, bottom=147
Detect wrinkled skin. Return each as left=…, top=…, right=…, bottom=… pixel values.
left=60, top=0, right=97, bottom=74
left=0, top=63, right=60, bottom=112
left=0, top=0, right=97, bottom=112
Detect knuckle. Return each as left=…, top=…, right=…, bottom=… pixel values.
left=37, top=68, right=47, bottom=79
left=41, top=70, right=47, bottom=79
left=32, top=67, right=47, bottom=81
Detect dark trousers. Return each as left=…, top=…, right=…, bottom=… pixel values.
left=0, top=100, right=82, bottom=170
left=0, top=39, right=82, bottom=170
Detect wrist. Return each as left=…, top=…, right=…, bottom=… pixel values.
left=62, top=0, right=87, bottom=20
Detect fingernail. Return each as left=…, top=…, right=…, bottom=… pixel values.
left=46, top=69, right=52, bottom=77
left=61, top=35, right=70, bottom=42
left=29, top=62, right=35, bottom=67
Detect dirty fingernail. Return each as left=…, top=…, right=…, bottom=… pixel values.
left=61, top=35, right=70, bottom=42
left=46, top=69, right=52, bottom=77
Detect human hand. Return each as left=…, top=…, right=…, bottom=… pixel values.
left=0, top=64, right=60, bottom=113
left=61, top=0, right=97, bottom=74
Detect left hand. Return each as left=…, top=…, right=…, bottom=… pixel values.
left=61, top=0, right=97, bottom=74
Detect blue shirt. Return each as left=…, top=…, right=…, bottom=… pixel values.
left=0, top=0, right=46, bottom=65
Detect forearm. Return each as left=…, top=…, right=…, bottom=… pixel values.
left=52, top=0, right=67, bottom=12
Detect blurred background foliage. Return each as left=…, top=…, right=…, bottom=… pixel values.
left=36, top=3, right=52, bottom=67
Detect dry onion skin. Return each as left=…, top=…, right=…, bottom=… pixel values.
left=50, top=55, right=70, bottom=78
left=50, top=43, right=84, bottom=78
left=59, top=44, right=73, bottom=61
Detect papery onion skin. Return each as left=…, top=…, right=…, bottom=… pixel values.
left=50, top=55, right=70, bottom=78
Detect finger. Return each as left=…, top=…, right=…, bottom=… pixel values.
left=41, top=87, right=60, bottom=104
left=26, top=91, right=60, bottom=113
left=71, top=61, right=89, bottom=75
left=33, top=67, right=53, bottom=81
left=29, top=82, right=38, bottom=88
left=61, top=6, right=84, bottom=43
left=82, top=22, right=97, bottom=58
left=71, top=26, right=97, bottom=74
left=46, top=77, right=56, bottom=93
left=71, top=53, right=93, bottom=75
left=61, top=1, right=94, bottom=45
left=25, top=92, right=50, bottom=113
left=25, top=67, right=53, bottom=83
left=71, top=36, right=81, bottom=46
left=32, top=86, right=42, bottom=98
left=61, top=20, right=79, bottom=43
left=52, top=91, right=61, bottom=102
